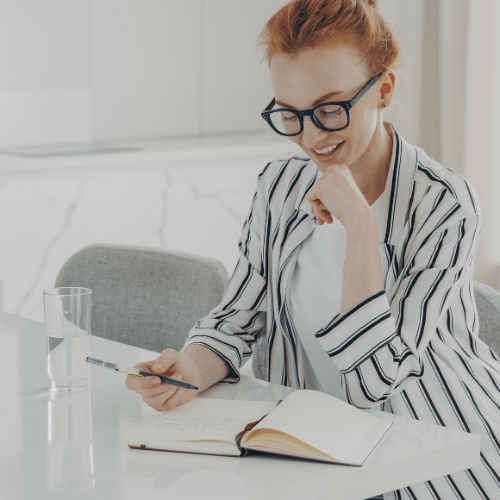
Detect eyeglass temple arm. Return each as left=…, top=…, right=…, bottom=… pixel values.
left=349, top=72, right=383, bottom=108
left=262, top=98, right=275, bottom=114
left=263, top=72, right=383, bottom=114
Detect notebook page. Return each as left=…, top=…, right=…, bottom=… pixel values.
left=249, top=390, right=381, bottom=462
left=129, top=398, right=277, bottom=444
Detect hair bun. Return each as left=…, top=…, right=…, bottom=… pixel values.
left=363, top=0, right=378, bottom=7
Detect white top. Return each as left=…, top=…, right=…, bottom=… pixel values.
left=289, top=167, right=386, bottom=400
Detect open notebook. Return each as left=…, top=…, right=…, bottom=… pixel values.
left=129, top=389, right=392, bottom=466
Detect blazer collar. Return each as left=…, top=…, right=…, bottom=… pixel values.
left=294, top=123, right=417, bottom=246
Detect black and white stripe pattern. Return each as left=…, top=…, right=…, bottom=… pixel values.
left=180, top=124, right=500, bottom=499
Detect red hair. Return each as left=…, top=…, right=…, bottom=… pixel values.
left=257, top=0, right=401, bottom=77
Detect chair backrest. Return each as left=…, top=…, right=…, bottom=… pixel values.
left=55, top=243, right=228, bottom=353
left=473, top=281, right=500, bottom=357
left=251, top=280, right=500, bottom=381
left=252, top=336, right=268, bottom=381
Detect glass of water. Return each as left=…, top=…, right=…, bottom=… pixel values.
left=47, top=390, right=95, bottom=491
left=43, top=287, right=92, bottom=392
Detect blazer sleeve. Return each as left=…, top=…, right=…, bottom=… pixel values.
left=179, top=164, right=270, bottom=383
left=315, top=190, right=485, bottom=408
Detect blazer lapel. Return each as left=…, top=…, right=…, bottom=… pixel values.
left=382, top=124, right=418, bottom=247
left=272, top=164, right=318, bottom=388
left=378, top=125, right=418, bottom=294
left=277, top=163, right=319, bottom=286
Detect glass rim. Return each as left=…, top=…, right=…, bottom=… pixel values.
left=43, top=287, right=92, bottom=297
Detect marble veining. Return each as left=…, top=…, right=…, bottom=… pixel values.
left=15, top=176, right=92, bottom=317
left=1, top=152, right=276, bottom=323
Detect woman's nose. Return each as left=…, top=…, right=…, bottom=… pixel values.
left=301, top=115, right=328, bottom=149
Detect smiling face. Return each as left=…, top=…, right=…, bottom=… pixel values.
left=269, top=44, right=393, bottom=177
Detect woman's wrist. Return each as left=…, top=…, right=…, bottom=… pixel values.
left=340, top=204, right=384, bottom=316
left=344, top=205, right=378, bottom=234
left=184, top=344, right=231, bottom=393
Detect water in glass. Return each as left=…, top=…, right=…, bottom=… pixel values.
left=47, top=329, right=90, bottom=391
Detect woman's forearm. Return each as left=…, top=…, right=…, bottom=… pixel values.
left=340, top=208, right=385, bottom=317
left=184, top=344, right=231, bottom=393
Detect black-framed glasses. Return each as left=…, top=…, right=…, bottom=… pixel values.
left=261, top=72, right=382, bottom=136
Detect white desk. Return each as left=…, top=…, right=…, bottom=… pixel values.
left=0, top=312, right=480, bottom=500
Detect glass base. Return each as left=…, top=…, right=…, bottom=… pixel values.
left=50, top=380, right=89, bottom=393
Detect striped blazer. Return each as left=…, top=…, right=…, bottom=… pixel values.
left=180, top=124, right=500, bottom=499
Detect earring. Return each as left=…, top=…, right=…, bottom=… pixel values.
left=382, top=104, right=386, bottom=108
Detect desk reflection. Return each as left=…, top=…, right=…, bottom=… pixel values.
left=46, top=389, right=95, bottom=492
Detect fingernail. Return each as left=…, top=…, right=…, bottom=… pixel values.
left=152, top=364, right=161, bottom=371
left=150, top=378, right=159, bottom=385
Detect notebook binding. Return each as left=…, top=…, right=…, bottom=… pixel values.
left=234, top=399, right=283, bottom=457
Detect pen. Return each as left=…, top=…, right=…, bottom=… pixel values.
left=86, top=357, right=199, bottom=391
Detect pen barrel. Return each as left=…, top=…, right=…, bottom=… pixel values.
left=137, top=370, right=198, bottom=390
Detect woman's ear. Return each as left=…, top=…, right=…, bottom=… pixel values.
left=379, top=71, right=395, bottom=108
left=380, top=82, right=391, bottom=98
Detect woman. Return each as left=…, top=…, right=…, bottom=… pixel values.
left=126, top=0, right=500, bottom=497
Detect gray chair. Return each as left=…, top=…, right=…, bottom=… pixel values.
left=56, top=244, right=500, bottom=377
left=474, top=281, right=500, bottom=357
left=55, top=243, right=229, bottom=353
left=251, top=281, right=500, bottom=381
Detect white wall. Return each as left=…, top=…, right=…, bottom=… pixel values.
left=463, top=0, right=500, bottom=289
left=0, top=0, right=92, bottom=146
left=0, top=0, right=445, bottom=153
left=202, top=0, right=288, bottom=135
left=2, top=0, right=499, bottom=295
left=90, top=1, right=203, bottom=141
left=377, top=0, right=423, bottom=149
left=0, top=0, right=288, bottom=148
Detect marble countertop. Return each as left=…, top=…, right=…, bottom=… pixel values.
left=0, top=311, right=482, bottom=500
left=0, top=132, right=307, bottom=174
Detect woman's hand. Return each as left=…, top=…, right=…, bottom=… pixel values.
left=305, top=164, right=370, bottom=227
left=125, top=348, right=202, bottom=412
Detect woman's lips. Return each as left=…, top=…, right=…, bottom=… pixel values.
left=311, top=141, right=345, bottom=163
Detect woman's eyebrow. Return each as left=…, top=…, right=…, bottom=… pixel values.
left=275, top=90, right=343, bottom=109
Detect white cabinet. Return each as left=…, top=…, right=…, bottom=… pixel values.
left=0, top=0, right=91, bottom=146
left=202, top=0, right=289, bottom=135
left=91, top=0, right=203, bottom=141
left=0, top=0, right=291, bottom=147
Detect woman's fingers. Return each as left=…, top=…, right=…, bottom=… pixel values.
left=158, top=388, right=188, bottom=412
left=126, top=350, right=181, bottom=392
left=316, top=209, right=332, bottom=225
left=140, top=372, right=182, bottom=393
left=125, top=348, right=201, bottom=412
left=150, top=348, right=181, bottom=375
left=126, top=373, right=151, bottom=391
left=321, top=210, right=333, bottom=224
left=141, top=373, right=184, bottom=410
left=142, top=385, right=179, bottom=410
left=137, top=376, right=180, bottom=398
left=311, top=200, right=333, bottom=225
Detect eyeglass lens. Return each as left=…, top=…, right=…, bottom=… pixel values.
left=268, top=103, right=348, bottom=135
